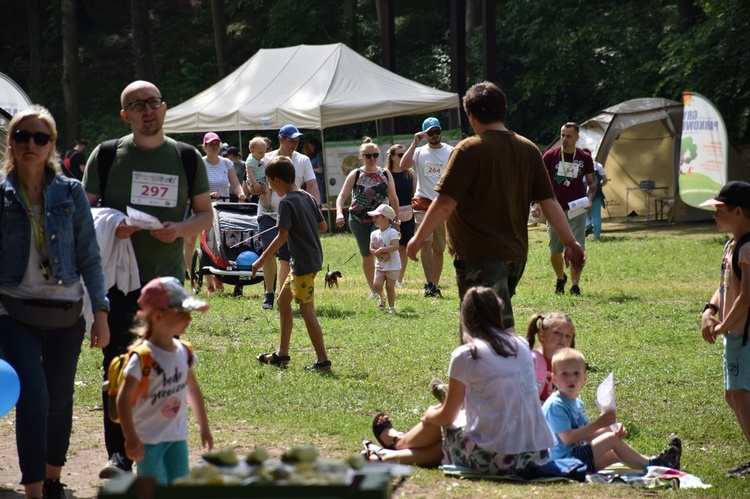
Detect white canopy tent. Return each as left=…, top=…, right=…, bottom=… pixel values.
left=162, top=43, right=460, bottom=133
left=0, top=72, right=33, bottom=163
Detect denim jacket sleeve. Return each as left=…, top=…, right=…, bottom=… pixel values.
left=70, top=180, right=110, bottom=312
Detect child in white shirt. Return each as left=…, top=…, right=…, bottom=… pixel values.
left=117, top=277, right=213, bottom=484
left=368, top=204, right=401, bottom=313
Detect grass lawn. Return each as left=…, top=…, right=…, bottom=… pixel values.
left=71, top=220, right=750, bottom=497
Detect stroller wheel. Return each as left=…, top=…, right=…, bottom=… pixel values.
left=190, top=248, right=204, bottom=294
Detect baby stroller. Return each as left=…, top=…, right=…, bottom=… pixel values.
left=190, top=202, right=265, bottom=297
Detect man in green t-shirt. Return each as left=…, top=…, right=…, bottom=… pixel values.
left=83, top=80, right=212, bottom=478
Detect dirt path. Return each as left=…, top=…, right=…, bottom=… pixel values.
left=0, top=407, right=424, bottom=498
left=1, top=408, right=114, bottom=498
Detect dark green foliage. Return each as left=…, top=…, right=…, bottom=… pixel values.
left=1, top=0, right=747, bottom=149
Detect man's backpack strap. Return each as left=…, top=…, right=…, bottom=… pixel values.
left=97, top=139, right=120, bottom=206
left=175, top=142, right=199, bottom=196
left=97, top=139, right=198, bottom=206
left=732, top=233, right=750, bottom=346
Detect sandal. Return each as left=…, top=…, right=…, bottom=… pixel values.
left=361, top=439, right=383, bottom=461
left=305, top=360, right=332, bottom=372
left=257, top=352, right=290, bottom=368
left=372, top=412, right=402, bottom=450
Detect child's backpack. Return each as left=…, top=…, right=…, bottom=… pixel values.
left=105, top=340, right=194, bottom=424
left=727, top=233, right=750, bottom=346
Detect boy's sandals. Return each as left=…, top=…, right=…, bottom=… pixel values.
left=257, top=352, right=290, bottom=368
left=305, top=360, right=332, bottom=372
left=372, top=412, right=403, bottom=450
left=361, top=439, right=384, bottom=461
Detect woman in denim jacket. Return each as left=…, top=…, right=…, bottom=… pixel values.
left=0, top=106, right=110, bottom=499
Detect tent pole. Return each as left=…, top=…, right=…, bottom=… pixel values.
left=321, top=129, right=333, bottom=232
left=238, top=130, right=243, bottom=157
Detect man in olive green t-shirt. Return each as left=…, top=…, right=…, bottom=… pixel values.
left=83, top=80, right=212, bottom=477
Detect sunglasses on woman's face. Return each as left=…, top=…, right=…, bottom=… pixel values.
left=393, top=152, right=404, bottom=158
left=13, top=129, right=52, bottom=146
left=363, top=152, right=380, bottom=159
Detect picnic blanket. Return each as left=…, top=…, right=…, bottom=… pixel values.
left=586, top=465, right=712, bottom=489
left=441, top=463, right=711, bottom=489
left=440, top=457, right=587, bottom=483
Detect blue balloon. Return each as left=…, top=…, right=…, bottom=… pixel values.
left=0, top=359, right=20, bottom=418
left=236, top=251, right=260, bottom=270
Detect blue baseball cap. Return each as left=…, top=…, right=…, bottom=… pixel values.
left=422, top=117, right=441, bottom=132
left=279, top=124, right=305, bottom=140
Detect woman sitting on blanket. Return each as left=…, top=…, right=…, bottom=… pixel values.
left=364, top=287, right=555, bottom=475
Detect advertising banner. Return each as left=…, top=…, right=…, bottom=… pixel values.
left=679, top=92, right=727, bottom=209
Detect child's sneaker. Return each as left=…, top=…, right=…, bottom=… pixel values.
left=727, top=461, right=750, bottom=477
left=649, top=437, right=681, bottom=470
left=387, top=307, right=396, bottom=314
left=395, top=281, right=404, bottom=288
left=378, top=298, right=386, bottom=310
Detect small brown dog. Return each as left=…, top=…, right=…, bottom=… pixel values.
left=324, top=265, right=342, bottom=289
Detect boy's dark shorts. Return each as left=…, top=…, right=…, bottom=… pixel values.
left=571, top=443, right=595, bottom=471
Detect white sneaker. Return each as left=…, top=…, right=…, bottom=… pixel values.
left=395, top=281, right=404, bottom=288
left=387, top=307, right=396, bottom=314
left=369, top=291, right=379, bottom=299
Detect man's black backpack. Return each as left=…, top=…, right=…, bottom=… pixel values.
left=96, top=139, right=199, bottom=206
left=727, top=232, right=750, bottom=345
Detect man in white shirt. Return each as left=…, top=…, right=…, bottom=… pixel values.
left=253, top=124, right=320, bottom=310
left=401, top=117, right=454, bottom=297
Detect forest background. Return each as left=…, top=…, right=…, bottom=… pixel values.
left=0, top=0, right=748, bottom=153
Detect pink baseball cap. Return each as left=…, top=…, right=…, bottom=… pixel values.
left=138, top=277, right=209, bottom=314
left=367, top=204, right=396, bottom=221
left=203, top=132, right=221, bottom=145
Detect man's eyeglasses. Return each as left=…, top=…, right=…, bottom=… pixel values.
left=426, top=129, right=442, bottom=137
left=125, top=97, right=164, bottom=112
left=13, top=130, right=51, bottom=146
left=363, top=153, right=380, bottom=159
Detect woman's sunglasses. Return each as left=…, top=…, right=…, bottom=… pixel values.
left=363, top=153, right=380, bottom=159
left=13, top=129, right=52, bottom=146
left=392, top=153, right=404, bottom=158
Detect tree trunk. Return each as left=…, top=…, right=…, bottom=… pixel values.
left=26, top=0, right=42, bottom=85
left=210, top=0, right=227, bottom=77
left=677, top=0, right=697, bottom=30
left=466, top=0, right=482, bottom=34
left=130, top=0, right=155, bottom=82
left=61, top=0, right=80, bottom=146
left=343, top=0, right=357, bottom=49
